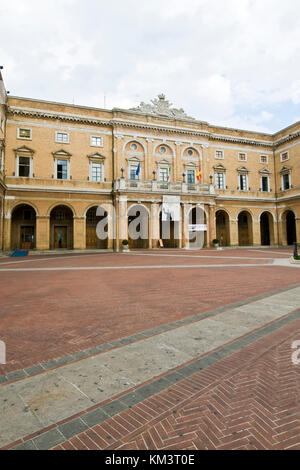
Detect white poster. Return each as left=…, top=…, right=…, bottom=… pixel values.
left=162, top=196, right=181, bottom=221
left=188, top=224, right=207, bottom=232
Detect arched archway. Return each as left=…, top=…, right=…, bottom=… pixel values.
left=50, top=205, right=73, bottom=249
left=260, top=212, right=274, bottom=246
left=285, top=210, right=296, bottom=245
left=216, top=210, right=230, bottom=246
left=128, top=204, right=149, bottom=249
left=188, top=206, right=207, bottom=248
left=11, top=204, right=36, bottom=250
left=86, top=206, right=108, bottom=249
left=238, top=211, right=253, bottom=246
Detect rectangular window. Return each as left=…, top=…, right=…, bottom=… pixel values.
left=130, top=165, right=138, bottom=180
left=91, top=162, right=103, bottom=182
left=238, top=153, right=247, bottom=161
left=215, top=150, right=224, bottom=159
left=159, top=167, right=168, bottom=182
left=187, top=169, right=195, bottom=184
left=216, top=172, right=225, bottom=189
left=260, top=155, right=268, bottom=164
left=280, top=152, right=289, bottom=162
left=18, top=156, right=30, bottom=177
left=18, top=128, right=32, bottom=139
left=261, top=176, right=269, bottom=192
left=57, top=159, right=68, bottom=179
left=55, top=132, right=69, bottom=143
left=282, top=173, right=290, bottom=190
left=90, top=136, right=103, bottom=147
left=239, top=173, right=248, bottom=191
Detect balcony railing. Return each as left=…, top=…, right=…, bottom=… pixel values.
left=114, top=178, right=213, bottom=194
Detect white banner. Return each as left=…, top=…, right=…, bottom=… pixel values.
left=188, top=224, right=207, bottom=232
left=162, top=196, right=181, bottom=221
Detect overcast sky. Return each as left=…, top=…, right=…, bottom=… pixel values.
left=1, top=0, right=300, bottom=133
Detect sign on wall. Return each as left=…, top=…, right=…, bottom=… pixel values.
left=162, top=196, right=181, bottom=221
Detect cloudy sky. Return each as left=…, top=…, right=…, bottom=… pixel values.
left=1, top=0, right=300, bottom=133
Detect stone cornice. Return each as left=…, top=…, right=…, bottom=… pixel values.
left=8, top=106, right=111, bottom=127
left=7, top=105, right=300, bottom=150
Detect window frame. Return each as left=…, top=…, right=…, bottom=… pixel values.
left=260, top=155, right=269, bottom=164
left=215, top=171, right=226, bottom=190
left=239, top=173, right=248, bottom=191
left=55, top=131, right=70, bottom=144
left=16, top=154, right=33, bottom=178
left=260, top=175, right=270, bottom=192
left=215, top=150, right=224, bottom=160
left=238, top=152, right=247, bottom=162
left=17, top=127, right=32, bottom=140
left=90, top=161, right=104, bottom=182
left=280, top=151, right=289, bottom=162
left=55, top=158, right=69, bottom=180
left=90, top=135, right=103, bottom=147
left=282, top=172, right=291, bottom=190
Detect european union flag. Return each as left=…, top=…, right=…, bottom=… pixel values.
left=136, top=162, right=140, bottom=176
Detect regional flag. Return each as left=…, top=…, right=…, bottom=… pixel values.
left=196, top=168, right=201, bottom=181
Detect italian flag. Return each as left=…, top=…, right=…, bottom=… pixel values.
left=167, top=167, right=171, bottom=181
left=196, top=168, right=202, bottom=181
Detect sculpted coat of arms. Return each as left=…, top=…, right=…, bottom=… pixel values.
left=130, top=94, right=194, bottom=120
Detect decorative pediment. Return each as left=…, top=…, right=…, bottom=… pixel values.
left=184, top=161, right=198, bottom=168
left=126, top=155, right=142, bottom=163
left=87, top=152, right=105, bottom=160
left=130, top=94, right=195, bottom=121
left=52, top=149, right=72, bottom=158
left=156, top=158, right=171, bottom=166
left=14, top=145, right=35, bottom=155
left=237, top=166, right=249, bottom=173
left=213, top=164, right=226, bottom=171
left=280, top=165, right=291, bottom=174
left=259, top=168, right=272, bottom=175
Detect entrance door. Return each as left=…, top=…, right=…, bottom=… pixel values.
left=54, top=226, right=67, bottom=249
left=20, top=226, right=34, bottom=249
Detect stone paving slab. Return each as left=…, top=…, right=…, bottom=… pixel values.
left=1, top=285, right=300, bottom=448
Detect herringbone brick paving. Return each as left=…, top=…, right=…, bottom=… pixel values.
left=50, top=317, right=300, bottom=450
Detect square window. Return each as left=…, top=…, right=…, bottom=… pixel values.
left=238, top=153, right=247, bottom=161
left=56, top=132, right=69, bottom=143
left=281, top=152, right=289, bottom=162
left=90, top=136, right=103, bottom=147
left=18, top=128, right=31, bottom=139
left=260, top=155, right=268, bottom=164
left=215, top=150, right=224, bottom=159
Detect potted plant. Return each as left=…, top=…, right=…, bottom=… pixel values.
left=212, top=238, right=220, bottom=248
left=122, top=239, right=130, bottom=252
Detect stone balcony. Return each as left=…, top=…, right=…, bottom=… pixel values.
left=114, top=178, right=214, bottom=195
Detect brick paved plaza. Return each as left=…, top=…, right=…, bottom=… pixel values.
left=0, top=248, right=299, bottom=450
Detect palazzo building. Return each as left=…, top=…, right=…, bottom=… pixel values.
left=0, top=70, right=299, bottom=252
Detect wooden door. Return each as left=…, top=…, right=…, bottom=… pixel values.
left=54, top=226, right=67, bottom=249
left=20, top=226, right=34, bottom=249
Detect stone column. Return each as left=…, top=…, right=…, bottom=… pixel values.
left=150, top=202, right=160, bottom=249
left=296, top=218, right=300, bottom=244
left=36, top=216, right=50, bottom=250
left=252, top=219, right=261, bottom=246
left=73, top=216, right=86, bottom=250
left=3, top=215, right=11, bottom=251
left=182, top=203, right=191, bottom=249
left=229, top=219, right=239, bottom=246
left=118, top=196, right=128, bottom=250
left=208, top=205, right=216, bottom=247
left=278, top=219, right=286, bottom=246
